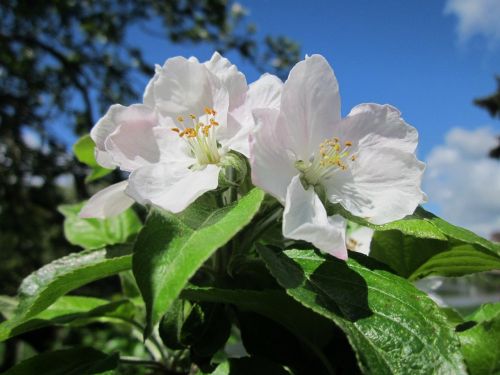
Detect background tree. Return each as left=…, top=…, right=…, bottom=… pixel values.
left=0, top=0, right=300, bottom=295
left=474, top=76, right=500, bottom=159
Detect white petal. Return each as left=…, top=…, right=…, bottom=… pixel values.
left=338, top=104, right=418, bottom=154
left=281, top=55, right=341, bottom=161
left=91, top=104, right=157, bottom=169
left=204, top=52, right=247, bottom=110
left=347, top=226, right=374, bottom=255
left=246, top=73, right=283, bottom=111
left=249, top=108, right=296, bottom=203
left=283, top=175, right=347, bottom=259
left=325, top=147, right=426, bottom=224
left=221, top=73, right=283, bottom=156
left=143, top=64, right=162, bottom=107
left=144, top=56, right=227, bottom=121
left=104, top=114, right=160, bottom=172
left=153, top=125, right=195, bottom=167
left=79, top=181, right=134, bottom=219
left=126, top=164, right=220, bottom=213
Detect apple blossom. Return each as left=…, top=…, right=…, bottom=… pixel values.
left=80, top=52, right=282, bottom=218
left=250, top=54, right=426, bottom=259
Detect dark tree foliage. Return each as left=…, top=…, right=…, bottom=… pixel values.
left=474, top=76, right=500, bottom=160
left=0, top=0, right=300, bottom=294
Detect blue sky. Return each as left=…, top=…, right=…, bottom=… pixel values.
left=131, top=0, right=500, bottom=160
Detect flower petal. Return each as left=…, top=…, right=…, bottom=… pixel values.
left=79, top=181, right=134, bottom=219
left=283, top=175, right=347, bottom=259
left=281, top=54, right=341, bottom=161
left=204, top=52, right=247, bottom=110
left=126, top=164, right=220, bottom=213
left=143, top=56, right=226, bottom=121
left=249, top=108, right=297, bottom=203
left=337, top=104, right=418, bottom=154
left=347, top=226, right=374, bottom=255
left=221, top=73, right=283, bottom=156
left=325, top=147, right=426, bottom=224
left=91, top=104, right=157, bottom=169
left=104, top=115, right=161, bottom=172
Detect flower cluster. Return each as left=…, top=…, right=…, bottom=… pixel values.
left=81, top=52, right=425, bottom=259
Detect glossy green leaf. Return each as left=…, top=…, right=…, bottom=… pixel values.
left=0, top=296, right=135, bottom=341
left=133, top=188, right=265, bottom=337
left=370, top=230, right=449, bottom=278
left=3, top=347, right=119, bottom=375
left=409, top=244, right=500, bottom=280
left=339, top=206, right=499, bottom=255
left=159, top=299, right=188, bottom=350
left=458, top=303, right=500, bottom=375
left=73, top=134, right=112, bottom=182
left=58, top=202, right=141, bottom=249
left=16, top=246, right=132, bottom=319
left=258, top=247, right=467, bottom=375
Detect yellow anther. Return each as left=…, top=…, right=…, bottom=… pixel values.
left=333, top=137, right=339, bottom=143
left=189, top=114, right=196, bottom=119
left=171, top=127, right=180, bottom=133
left=177, top=116, right=184, bottom=122
left=351, top=155, right=356, bottom=161
left=204, top=107, right=212, bottom=115
left=209, top=118, right=219, bottom=126
left=345, top=141, right=352, bottom=147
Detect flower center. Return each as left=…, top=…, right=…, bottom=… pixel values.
left=296, top=137, right=356, bottom=186
left=171, top=107, right=222, bottom=166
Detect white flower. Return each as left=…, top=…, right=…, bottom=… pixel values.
left=250, top=55, right=426, bottom=259
left=80, top=52, right=282, bottom=218
left=346, top=225, right=374, bottom=255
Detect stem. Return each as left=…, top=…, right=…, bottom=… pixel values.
left=119, top=357, right=171, bottom=372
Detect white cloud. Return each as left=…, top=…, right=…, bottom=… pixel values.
left=424, top=127, right=500, bottom=239
left=445, top=0, right=500, bottom=44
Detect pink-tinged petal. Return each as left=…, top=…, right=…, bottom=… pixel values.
left=105, top=116, right=160, bottom=172
left=91, top=104, right=157, bottom=169
left=325, top=147, right=426, bottom=224
left=283, top=175, right=347, bottom=260
left=79, top=181, right=134, bottom=219
left=204, top=52, right=247, bottom=110
left=126, top=164, right=220, bottom=213
left=337, top=104, right=418, bottom=154
left=221, top=74, right=283, bottom=156
left=144, top=56, right=226, bottom=120
left=281, top=54, right=341, bottom=161
left=249, top=108, right=296, bottom=203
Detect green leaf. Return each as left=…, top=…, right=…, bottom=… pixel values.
left=339, top=206, right=499, bottom=255
left=181, top=287, right=333, bottom=350
left=409, top=244, right=500, bottom=280
left=16, top=246, right=132, bottom=319
left=466, top=302, right=500, bottom=322
left=182, top=287, right=337, bottom=374
left=258, top=247, right=467, bottom=375
left=58, top=202, right=142, bottom=249
left=133, top=188, right=265, bottom=337
left=334, top=205, right=448, bottom=240
left=73, top=134, right=112, bottom=182
left=0, top=296, right=18, bottom=320
left=3, top=347, right=119, bottom=375
left=370, top=230, right=449, bottom=278
left=458, top=303, right=500, bottom=375
left=159, top=299, right=188, bottom=350
left=0, top=296, right=135, bottom=341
